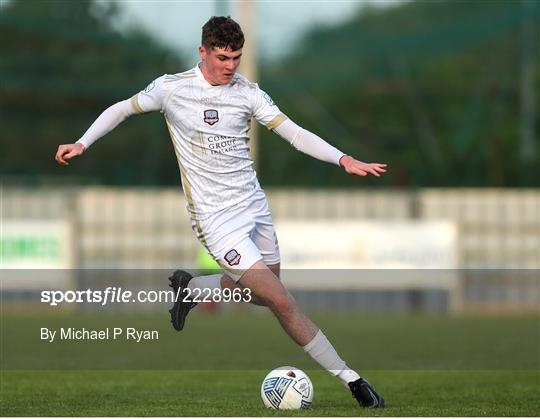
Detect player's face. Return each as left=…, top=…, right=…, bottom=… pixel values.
left=199, top=46, right=242, bottom=85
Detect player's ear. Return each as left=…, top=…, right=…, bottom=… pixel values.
left=199, top=45, right=207, bottom=60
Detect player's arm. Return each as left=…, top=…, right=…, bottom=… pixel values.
left=272, top=119, right=387, bottom=177
left=56, top=76, right=164, bottom=166
left=55, top=99, right=137, bottom=165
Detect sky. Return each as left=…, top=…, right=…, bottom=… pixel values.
left=102, top=0, right=402, bottom=64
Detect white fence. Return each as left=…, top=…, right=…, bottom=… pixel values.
left=420, top=189, right=539, bottom=269
left=2, top=187, right=538, bottom=312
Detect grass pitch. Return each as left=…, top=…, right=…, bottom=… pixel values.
left=3, top=370, right=539, bottom=416
left=1, top=310, right=539, bottom=416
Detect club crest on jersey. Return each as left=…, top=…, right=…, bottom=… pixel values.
left=203, top=109, right=219, bottom=126
left=224, top=249, right=241, bottom=266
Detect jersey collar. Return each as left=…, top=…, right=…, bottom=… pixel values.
left=195, top=63, right=225, bottom=88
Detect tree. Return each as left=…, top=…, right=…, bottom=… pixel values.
left=258, top=0, right=539, bottom=187
left=0, top=0, right=185, bottom=185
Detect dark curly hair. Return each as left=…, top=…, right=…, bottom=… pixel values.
left=201, top=16, right=244, bottom=51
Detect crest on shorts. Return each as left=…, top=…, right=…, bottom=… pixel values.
left=224, top=249, right=241, bottom=266
left=203, top=109, right=219, bottom=126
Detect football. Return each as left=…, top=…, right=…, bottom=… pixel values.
left=260, top=366, right=313, bottom=410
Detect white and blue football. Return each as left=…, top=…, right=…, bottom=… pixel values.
left=260, top=366, right=313, bottom=410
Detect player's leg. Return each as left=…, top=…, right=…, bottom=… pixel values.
left=239, top=261, right=384, bottom=408
left=239, top=261, right=316, bottom=344
left=237, top=196, right=382, bottom=406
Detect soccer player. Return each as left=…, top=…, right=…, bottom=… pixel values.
left=55, top=16, right=387, bottom=408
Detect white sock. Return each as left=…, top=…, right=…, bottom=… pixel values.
left=187, top=274, right=222, bottom=292
left=337, top=367, right=361, bottom=386
left=303, top=329, right=361, bottom=387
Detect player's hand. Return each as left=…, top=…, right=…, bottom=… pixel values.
left=55, top=143, right=85, bottom=166
left=339, top=155, right=387, bottom=177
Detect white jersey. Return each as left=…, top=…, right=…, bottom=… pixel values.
left=132, top=65, right=287, bottom=219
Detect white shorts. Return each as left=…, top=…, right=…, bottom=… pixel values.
left=191, top=190, right=280, bottom=281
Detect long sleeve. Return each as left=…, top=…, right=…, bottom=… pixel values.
left=76, top=99, right=138, bottom=149
left=273, top=118, right=346, bottom=166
